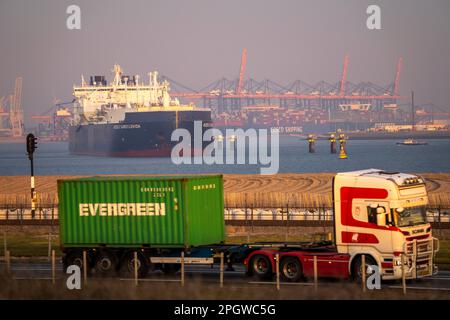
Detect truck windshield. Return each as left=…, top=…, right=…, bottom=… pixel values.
left=395, top=206, right=427, bottom=227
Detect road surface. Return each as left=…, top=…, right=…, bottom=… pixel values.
left=1, top=260, right=450, bottom=298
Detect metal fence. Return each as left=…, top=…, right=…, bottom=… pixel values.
left=0, top=204, right=449, bottom=225
left=0, top=204, right=58, bottom=224
left=224, top=207, right=334, bottom=221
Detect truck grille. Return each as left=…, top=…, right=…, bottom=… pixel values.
left=403, top=237, right=439, bottom=278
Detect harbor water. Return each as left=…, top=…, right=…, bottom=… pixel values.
left=0, top=137, right=449, bottom=175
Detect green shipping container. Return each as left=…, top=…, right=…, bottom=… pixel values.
left=58, top=175, right=225, bottom=248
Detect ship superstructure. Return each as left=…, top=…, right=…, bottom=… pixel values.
left=72, top=64, right=202, bottom=123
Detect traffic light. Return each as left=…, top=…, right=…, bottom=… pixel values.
left=26, top=133, right=37, bottom=159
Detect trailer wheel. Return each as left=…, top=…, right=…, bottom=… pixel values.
left=352, top=255, right=377, bottom=282
left=93, top=250, right=118, bottom=277
left=281, top=257, right=303, bottom=282
left=64, top=250, right=90, bottom=273
left=251, top=255, right=272, bottom=280
left=162, top=263, right=181, bottom=275
left=119, top=251, right=149, bottom=278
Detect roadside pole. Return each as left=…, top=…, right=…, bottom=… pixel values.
left=275, top=254, right=280, bottom=291
left=5, top=250, right=11, bottom=274
left=362, top=255, right=366, bottom=293
left=47, top=233, right=52, bottom=261
left=219, top=252, right=224, bottom=288
left=313, top=255, right=318, bottom=292
left=3, top=231, right=6, bottom=257
left=181, top=251, right=185, bottom=287
left=134, top=251, right=138, bottom=287
left=83, top=250, right=88, bottom=286
left=26, top=133, right=37, bottom=219
left=51, top=250, right=56, bottom=284
left=401, top=254, right=407, bottom=295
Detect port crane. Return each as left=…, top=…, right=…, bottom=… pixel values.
left=0, top=77, right=24, bottom=137
left=164, top=52, right=406, bottom=117
left=31, top=99, right=75, bottom=139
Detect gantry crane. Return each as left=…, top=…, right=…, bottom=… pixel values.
left=0, top=77, right=24, bottom=137
left=9, top=77, right=24, bottom=137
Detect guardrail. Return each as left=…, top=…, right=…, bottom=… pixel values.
left=0, top=204, right=449, bottom=226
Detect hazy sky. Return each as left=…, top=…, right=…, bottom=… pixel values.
left=0, top=0, right=449, bottom=124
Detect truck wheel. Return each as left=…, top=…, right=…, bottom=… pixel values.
left=281, top=257, right=303, bottom=282
left=93, top=250, right=118, bottom=277
left=162, top=264, right=181, bottom=275
left=119, top=251, right=149, bottom=278
left=64, top=250, right=90, bottom=273
left=352, top=255, right=377, bottom=282
left=251, top=255, right=272, bottom=280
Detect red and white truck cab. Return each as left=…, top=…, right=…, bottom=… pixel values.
left=334, top=169, right=439, bottom=280
left=243, top=169, right=439, bottom=282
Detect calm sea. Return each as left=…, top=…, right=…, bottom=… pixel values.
left=0, top=137, right=449, bottom=175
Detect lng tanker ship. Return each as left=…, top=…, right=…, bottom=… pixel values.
left=70, top=65, right=211, bottom=157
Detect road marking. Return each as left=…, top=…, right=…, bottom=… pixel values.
left=183, top=270, right=241, bottom=275
left=389, top=286, right=450, bottom=291
left=13, top=277, right=59, bottom=280
left=120, top=278, right=181, bottom=283
left=248, top=281, right=315, bottom=286
left=11, top=268, right=56, bottom=271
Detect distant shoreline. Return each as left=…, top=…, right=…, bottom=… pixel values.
left=2, top=130, right=450, bottom=144
left=300, top=131, right=450, bottom=140
left=344, top=131, right=450, bottom=140
left=0, top=137, right=24, bottom=144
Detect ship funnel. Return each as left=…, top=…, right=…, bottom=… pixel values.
left=153, top=71, right=159, bottom=86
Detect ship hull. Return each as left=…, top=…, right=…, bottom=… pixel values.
left=69, top=110, right=211, bottom=157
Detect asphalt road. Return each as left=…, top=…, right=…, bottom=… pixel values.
left=2, top=261, right=450, bottom=293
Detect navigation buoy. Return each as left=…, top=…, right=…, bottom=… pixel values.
left=307, top=134, right=316, bottom=153
left=339, top=146, right=347, bottom=159
left=330, top=134, right=337, bottom=154
left=338, top=133, right=348, bottom=159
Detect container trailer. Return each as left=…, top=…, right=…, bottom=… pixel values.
left=58, top=170, right=439, bottom=281
left=58, top=175, right=224, bottom=276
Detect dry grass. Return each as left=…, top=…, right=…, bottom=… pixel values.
left=224, top=192, right=332, bottom=208
left=0, top=193, right=58, bottom=207
left=1, top=173, right=450, bottom=208
left=1, top=277, right=449, bottom=300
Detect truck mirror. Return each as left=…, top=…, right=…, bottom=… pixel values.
left=376, top=207, right=386, bottom=214
left=377, top=213, right=386, bottom=227
left=395, top=207, right=404, bottom=213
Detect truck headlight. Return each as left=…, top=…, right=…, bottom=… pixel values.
left=394, top=260, right=402, bottom=266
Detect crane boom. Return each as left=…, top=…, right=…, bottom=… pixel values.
left=237, top=48, right=247, bottom=95
left=10, top=77, right=24, bottom=137
left=393, top=57, right=403, bottom=96
left=339, top=55, right=349, bottom=96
